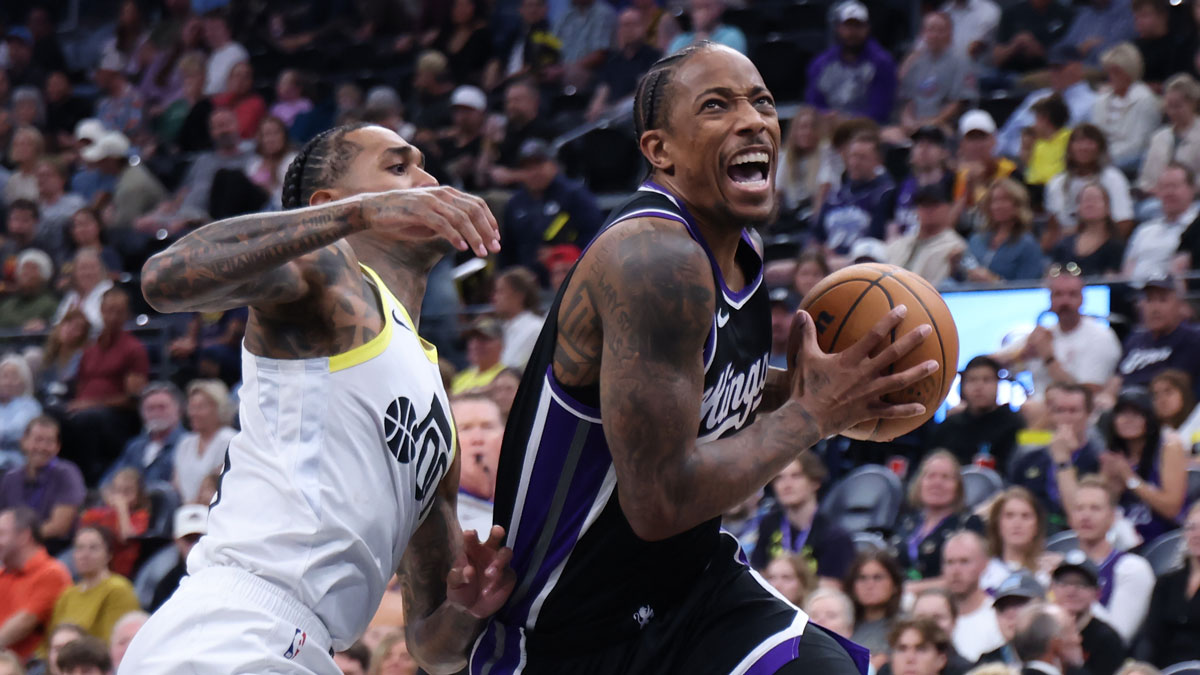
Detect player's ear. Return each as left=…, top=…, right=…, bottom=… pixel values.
left=309, top=188, right=339, bottom=206
left=640, top=130, right=673, bottom=174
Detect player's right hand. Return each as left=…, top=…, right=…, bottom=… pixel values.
left=788, top=306, right=938, bottom=439
left=447, top=525, right=516, bottom=619
left=360, top=186, right=500, bottom=257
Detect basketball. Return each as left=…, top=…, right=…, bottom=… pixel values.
left=796, top=263, right=959, bottom=442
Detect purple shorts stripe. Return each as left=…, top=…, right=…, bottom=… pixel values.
left=744, top=634, right=801, bottom=675
left=470, top=622, right=498, bottom=675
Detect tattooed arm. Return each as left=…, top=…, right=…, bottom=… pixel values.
left=586, top=220, right=937, bottom=541
left=399, top=454, right=515, bottom=674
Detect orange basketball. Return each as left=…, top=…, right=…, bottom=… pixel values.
left=797, top=263, right=959, bottom=442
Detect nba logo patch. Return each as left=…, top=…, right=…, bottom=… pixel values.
left=284, top=628, right=306, bottom=660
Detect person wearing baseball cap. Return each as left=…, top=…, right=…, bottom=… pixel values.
left=955, top=109, right=1017, bottom=210
left=1050, top=551, right=1127, bottom=675
left=451, top=317, right=507, bottom=395
left=149, top=504, right=210, bottom=611
left=976, top=570, right=1044, bottom=667
left=884, top=183, right=967, bottom=286
left=805, top=0, right=898, bottom=124
left=440, top=86, right=489, bottom=191
left=892, top=124, right=956, bottom=236
left=1117, top=269, right=1200, bottom=397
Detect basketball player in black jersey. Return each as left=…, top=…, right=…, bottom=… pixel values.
left=469, top=43, right=939, bottom=674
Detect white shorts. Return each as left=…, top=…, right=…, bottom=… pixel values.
left=118, top=566, right=340, bottom=675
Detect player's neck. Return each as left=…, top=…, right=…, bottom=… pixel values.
left=349, top=236, right=440, bottom=324
left=784, top=499, right=817, bottom=530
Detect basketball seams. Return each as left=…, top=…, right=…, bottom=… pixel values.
left=880, top=270, right=954, bottom=404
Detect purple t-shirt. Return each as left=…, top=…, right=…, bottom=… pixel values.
left=1118, top=323, right=1200, bottom=397
left=0, top=459, right=86, bottom=521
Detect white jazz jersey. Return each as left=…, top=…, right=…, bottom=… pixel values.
left=189, top=264, right=456, bottom=650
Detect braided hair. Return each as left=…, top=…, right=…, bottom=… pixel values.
left=281, top=122, right=375, bottom=209
left=632, top=41, right=717, bottom=139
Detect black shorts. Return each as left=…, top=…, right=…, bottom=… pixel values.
left=469, top=535, right=868, bottom=675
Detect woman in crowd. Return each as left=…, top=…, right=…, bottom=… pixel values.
left=269, top=70, right=313, bottom=129
left=51, top=249, right=113, bottom=336
left=1141, top=501, right=1200, bottom=667
left=1139, top=74, right=1200, bottom=194
left=211, top=61, right=266, bottom=140
left=1092, top=44, right=1161, bottom=173
left=155, top=52, right=213, bottom=153
left=49, top=526, right=141, bottom=644
left=60, top=207, right=122, bottom=274
left=4, top=126, right=44, bottom=206
left=492, top=267, right=545, bottom=371
left=981, top=487, right=1051, bottom=592
left=36, top=308, right=91, bottom=411
left=138, top=15, right=206, bottom=117
left=805, top=587, right=856, bottom=639
left=792, top=250, right=831, bottom=302
left=764, top=552, right=820, bottom=606
left=34, top=159, right=86, bottom=256
left=11, top=86, right=45, bottom=130
left=1101, top=388, right=1188, bottom=544
left=245, top=116, right=297, bottom=210
left=79, top=467, right=150, bottom=577
left=1044, top=124, right=1134, bottom=243
left=368, top=630, right=418, bottom=675
left=428, top=0, right=492, bottom=86
left=894, top=450, right=984, bottom=586
left=0, top=354, right=41, bottom=468
left=1049, top=183, right=1126, bottom=276
left=776, top=106, right=826, bottom=221
left=846, top=549, right=905, bottom=660
left=173, top=379, right=236, bottom=504
left=966, top=179, right=1045, bottom=282
left=1151, top=370, right=1200, bottom=453
left=105, top=0, right=148, bottom=71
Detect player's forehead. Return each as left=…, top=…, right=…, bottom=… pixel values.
left=346, top=125, right=420, bottom=163
left=672, top=47, right=767, bottom=99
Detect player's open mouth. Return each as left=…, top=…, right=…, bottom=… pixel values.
left=726, top=150, right=770, bottom=191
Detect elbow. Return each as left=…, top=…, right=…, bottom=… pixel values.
left=620, top=493, right=684, bottom=542
left=140, top=255, right=184, bottom=314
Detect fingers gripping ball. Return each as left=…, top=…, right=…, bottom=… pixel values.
left=797, top=263, right=959, bottom=441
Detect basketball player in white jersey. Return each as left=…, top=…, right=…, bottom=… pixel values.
left=120, top=123, right=515, bottom=674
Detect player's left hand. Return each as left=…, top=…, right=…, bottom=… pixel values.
left=447, top=525, right=516, bottom=619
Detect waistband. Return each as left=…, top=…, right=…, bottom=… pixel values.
left=188, top=565, right=332, bottom=650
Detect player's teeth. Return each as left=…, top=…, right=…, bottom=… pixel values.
left=731, top=151, right=768, bottom=165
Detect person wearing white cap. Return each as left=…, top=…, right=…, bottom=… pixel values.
left=805, top=0, right=898, bottom=124
left=439, top=86, right=489, bottom=191
left=0, top=248, right=59, bottom=331
left=954, top=109, right=1017, bottom=213
left=148, top=504, right=210, bottom=611
left=81, top=131, right=168, bottom=230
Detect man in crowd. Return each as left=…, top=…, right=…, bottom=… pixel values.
left=895, top=13, right=976, bottom=140
left=586, top=8, right=661, bottom=122
left=996, top=45, right=1095, bottom=158
left=56, top=635, right=113, bottom=675
left=451, top=318, right=508, bottom=395
left=150, top=504, right=208, bottom=611
left=492, top=266, right=545, bottom=370
left=436, top=86, right=488, bottom=192
left=815, top=132, right=896, bottom=260
left=991, top=0, right=1074, bottom=72
left=553, top=0, right=616, bottom=86
left=0, top=506, right=72, bottom=662
left=1113, top=273, right=1200, bottom=396
left=930, top=355, right=1024, bottom=472
left=105, top=381, right=185, bottom=485
left=486, top=78, right=558, bottom=189
left=0, top=200, right=39, bottom=276
left=1058, top=0, right=1134, bottom=66
left=0, top=249, right=59, bottom=332
left=978, top=571, right=1047, bottom=667
left=1012, top=382, right=1101, bottom=529
left=1067, top=476, right=1156, bottom=643
left=750, top=451, right=855, bottom=584
left=1124, top=165, right=1199, bottom=280
left=941, top=0, right=1001, bottom=62
left=410, top=51, right=457, bottom=134
left=1049, top=553, right=1126, bottom=675
left=0, top=417, right=85, bottom=553
left=94, top=51, right=143, bottom=136
left=452, top=394, right=506, bottom=535
left=486, top=0, right=562, bottom=89
left=885, top=182, right=967, bottom=286
left=1012, top=603, right=1085, bottom=675
left=944, top=531, right=1005, bottom=661
left=891, top=126, right=957, bottom=236
left=202, top=10, right=248, bottom=96
left=81, top=131, right=167, bottom=232
left=888, top=617, right=951, bottom=675
left=806, top=1, right=898, bottom=124
left=109, top=611, right=148, bottom=672
left=666, top=0, right=747, bottom=55
left=1132, top=0, right=1193, bottom=86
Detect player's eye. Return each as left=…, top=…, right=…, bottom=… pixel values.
left=755, top=96, right=776, bottom=108
left=702, top=99, right=725, bottom=111
left=389, top=163, right=407, bottom=174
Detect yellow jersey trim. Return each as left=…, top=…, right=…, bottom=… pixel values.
left=348, top=264, right=439, bottom=368
left=328, top=267, right=395, bottom=373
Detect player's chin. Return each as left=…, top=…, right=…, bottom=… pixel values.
left=721, top=180, right=778, bottom=223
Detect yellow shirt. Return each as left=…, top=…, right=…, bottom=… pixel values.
left=954, top=157, right=1017, bottom=206
left=50, top=573, right=141, bottom=644
left=1025, top=128, right=1072, bottom=186
left=450, top=362, right=506, bottom=395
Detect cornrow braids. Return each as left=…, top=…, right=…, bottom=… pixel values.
left=281, top=122, right=375, bottom=209
left=632, top=41, right=717, bottom=138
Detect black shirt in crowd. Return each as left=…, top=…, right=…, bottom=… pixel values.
left=596, top=44, right=662, bottom=101
left=749, top=508, right=856, bottom=580
left=892, top=510, right=984, bottom=581
left=930, top=404, right=1025, bottom=474
left=1142, top=565, right=1200, bottom=667
left=995, top=0, right=1074, bottom=71
left=1051, top=235, right=1126, bottom=277
left=1080, top=614, right=1126, bottom=675
left=1011, top=441, right=1100, bottom=531
left=1136, top=32, right=1195, bottom=86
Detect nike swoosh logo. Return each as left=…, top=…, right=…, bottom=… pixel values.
left=716, top=309, right=730, bottom=328
left=392, top=309, right=412, bottom=331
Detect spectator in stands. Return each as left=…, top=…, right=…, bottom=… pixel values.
left=428, top=0, right=493, bottom=86
left=892, top=126, right=957, bottom=237
left=1100, top=387, right=1187, bottom=543
left=1025, top=95, right=1072, bottom=188
left=1138, top=74, right=1200, bottom=195
left=11, top=86, right=44, bottom=131
left=792, top=250, right=831, bottom=300
left=776, top=106, right=827, bottom=219
left=107, top=610, right=146, bottom=672
left=368, top=631, right=417, bottom=675
left=931, top=356, right=1024, bottom=471
left=500, top=139, right=602, bottom=272
left=888, top=617, right=951, bottom=675
left=211, top=62, right=266, bottom=141
left=154, top=53, right=212, bottom=154
left=165, top=307, right=246, bottom=387
left=977, top=571, right=1045, bottom=667
left=4, top=28, right=43, bottom=90
left=940, top=531, right=1004, bottom=661
left=898, top=588, right=973, bottom=675
left=52, top=250, right=112, bottom=336
left=895, top=451, right=984, bottom=586
left=884, top=182, right=967, bottom=286
left=941, top=0, right=1000, bottom=63
left=0, top=651, right=21, bottom=675
left=435, top=86, right=487, bottom=191
left=93, top=53, right=142, bottom=137
left=105, top=381, right=185, bottom=486
left=815, top=132, right=896, bottom=260
left=451, top=318, right=507, bottom=394
left=0, top=416, right=84, bottom=551
left=966, top=179, right=1045, bottom=281
left=149, top=504, right=207, bottom=611
left=1092, top=44, right=1160, bottom=173
left=751, top=451, right=855, bottom=584
left=982, top=487, right=1050, bottom=592
left=83, top=132, right=167, bottom=232
left=451, top=394, right=504, bottom=535
left=991, top=0, right=1074, bottom=72
left=0, top=506, right=72, bottom=662
left=806, top=587, right=856, bottom=639
left=173, top=379, right=235, bottom=504
left=410, top=51, right=457, bottom=135
left=1011, top=603, right=1085, bottom=675
left=993, top=267, right=1123, bottom=403
left=586, top=8, right=661, bottom=123
left=4, top=126, right=43, bottom=206
left=0, top=354, right=41, bottom=462
left=1013, top=382, right=1100, bottom=530
left=43, top=72, right=90, bottom=154
left=41, top=623, right=87, bottom=675
left=1141, top=500, right=1200, bottom=667
left=104, top=1, right=148, bottom=70
left=62, top=208, right=121, bottom=275
left=892, top=13, right=975, bottom=144
left=79, top=468, right=149, bottom=578
left=1044, top=125, right=1135, bottom=242
left=1132, top=0, right=1192, bottom=88
left=764, top=553, right=819, bottom=605
left=846, top=550, right=905, bottom=662
left=201, top=10, right=247, bottom=97
left=1049, top=185, right=1126, bottom=275
left=553, top=0, right=617, bottom=87
left=0, top=200, right=39, bottom=274
left=34, top=159, right=85, bottom=258
left=1127, top=167, right=1199, bottom=280
left=54, top=635, right=111, bottom=675
left=1151, top=370, right=1200, bottom=445
left=667, top=0, right=746, bottom=55
left=806, top=2, right=898, bottom=125
left=334, top=641, right=371, bottom=675
left=1114, top=274, right=1200, bottom=393
left=0, top=249, right=58, bottom=333
left=1065, top=475, right=1155, bottom=643
left=49, top=526, right=140, bottom=645
left=483, top=78, right=557, bottom=189
left=36, top=309, right=90, bottom=412
left=484, top=0, right=562, bottom=91
left=492, top=267, right=544, bottom=370
left=1058, top=0, right=1135, bottom=66
left=996, top=46, right=1095, bottom=159
left=245, top=116, right=297, bottom=210
left=269, top=70, right=312, bottom=129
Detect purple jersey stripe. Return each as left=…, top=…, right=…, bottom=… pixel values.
left=827, top=629, right=871, bottom=675
left=744, top=634, right=802, bottom=675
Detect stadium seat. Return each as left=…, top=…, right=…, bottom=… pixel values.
left=1044, top=531, right=1079, bottom=553
left=143, top=481, right=182, bottom=542
left=819, top=465, right=903, bottom=533
left=1140, top=530, right=1185, bottom=576
left=133, top=544, right=181, bottom=609
left=852, top=531, right=888, bottom=553
left=1188, top=467, right=1200, bottom=505
left=961, top=466, right=1005, bottom=510
left=1163, top=661, right=1200, bottom=675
